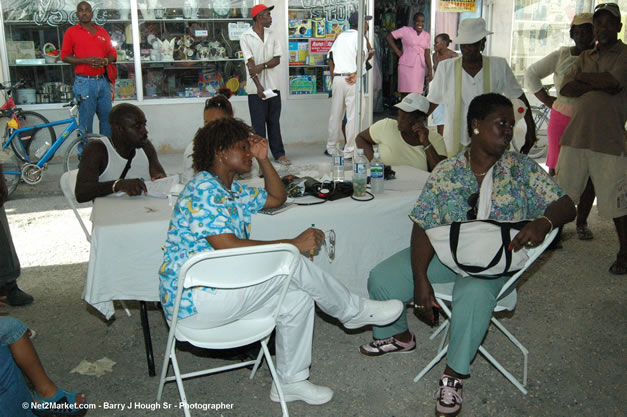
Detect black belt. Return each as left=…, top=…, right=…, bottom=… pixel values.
left=334, top=73, right=353, bottom=77
left=76, top=74, right=104, bottom=79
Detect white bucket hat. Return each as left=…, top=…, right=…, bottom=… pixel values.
left=453, top=18, right=493, bottom=45
left=394, top=93, right=430, bottom=114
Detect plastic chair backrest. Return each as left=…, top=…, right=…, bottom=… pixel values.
left=59, top=169, right=91, bottom=242
left=170, top=244, right=301, bottom=328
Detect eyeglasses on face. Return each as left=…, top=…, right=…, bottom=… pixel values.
left=466, top=192, right=479, bottom=220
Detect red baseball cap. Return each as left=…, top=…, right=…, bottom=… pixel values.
left=251, top=4, right=274, bottom=18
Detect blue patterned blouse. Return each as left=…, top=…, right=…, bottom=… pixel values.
left=410, top=152, right=564, bottom=230
left=159, top=171, right=267, bottom=321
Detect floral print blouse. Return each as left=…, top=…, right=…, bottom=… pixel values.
left=159, top=171, right=267, bottom=321
left=410, top=152, right=564, bottom=230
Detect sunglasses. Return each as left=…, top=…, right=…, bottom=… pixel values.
left=595, top=3, right=619, bottom=13
left=466, top=192, right=479, bottom=220
left=321, top=229, right=336, bottom=262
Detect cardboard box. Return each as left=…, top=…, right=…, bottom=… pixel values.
left=288, top=19, right=312, bottom=38
left=288, top=41, right=308, bottom=65
left=312, top=18, right=326, bottom=38
left=326, top=20, right=349, bottom=38
left=289, top=75, right=316, bottom=95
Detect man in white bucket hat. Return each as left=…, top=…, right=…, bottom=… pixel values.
left=426, top=18, right=537, bottom=157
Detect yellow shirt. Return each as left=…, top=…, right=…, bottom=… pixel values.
left=369, top=118, right=446, bottom=171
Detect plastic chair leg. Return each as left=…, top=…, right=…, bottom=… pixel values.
left=118, top=300, right=132, bottom=317
left=261, top=340, right=289, bottom=417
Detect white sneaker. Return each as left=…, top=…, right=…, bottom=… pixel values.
left=269, top=380, right=334, bottom=405
left=343, top=299, right=403, bottom=329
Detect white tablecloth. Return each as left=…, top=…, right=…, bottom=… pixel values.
left=82, top=167, right=430, bottom=319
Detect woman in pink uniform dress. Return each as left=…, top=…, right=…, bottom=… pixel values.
left=387, top=12, right=432, bottom=96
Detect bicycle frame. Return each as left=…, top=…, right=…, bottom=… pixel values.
left=3, top=115, right=82, bottom=166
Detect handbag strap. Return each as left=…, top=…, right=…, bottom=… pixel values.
left=449, top=220, right=528, bottom=279
left=119, top=153, right=134, bottom=180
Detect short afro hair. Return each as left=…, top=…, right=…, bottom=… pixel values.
left=192, top=118, right=253, bottom=173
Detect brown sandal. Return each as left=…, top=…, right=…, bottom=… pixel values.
left=576, top=225, right=593, bottom=240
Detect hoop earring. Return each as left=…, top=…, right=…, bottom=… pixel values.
left=473, top=128, right=480, bottom=135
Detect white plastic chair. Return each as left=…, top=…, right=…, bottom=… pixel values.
left=59, top=170, right=131, bottom=317
left=156, top=243, right=301, bottom=417
left=414, top=229, right=559, bottom=395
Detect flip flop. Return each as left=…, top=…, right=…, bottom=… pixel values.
left=32, top=388, right=85, bottom=416
left=576, top=225, right=593, bottom=240
left=609, top=260, right=627, bottom=275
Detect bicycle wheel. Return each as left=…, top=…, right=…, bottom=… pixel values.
left=64, top=134, right=99, bottom=172
left=2, top=152, right=21, bottom=197
left=7, top=111, right=56, bottom=163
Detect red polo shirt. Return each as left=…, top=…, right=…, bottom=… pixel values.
left=61, top=24, right=116, bottom=76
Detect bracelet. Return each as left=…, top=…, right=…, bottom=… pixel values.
left=112, top=179, right=121, bottom=193
left=104, top=58, right=109, bottom=65
left=423, top=143, right=433, bottom=151
left=538, top=215, right=553, bottom=234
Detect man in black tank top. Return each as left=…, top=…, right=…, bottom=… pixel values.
left=75, top=103, right=166, bottom=202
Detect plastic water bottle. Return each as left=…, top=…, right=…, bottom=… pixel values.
left=34, top=141, right=50, bottom=159
left=332, top=144, right=344, bottom=182
left=370, top=152, right=384, bottom=194
left=352, top=149, right=368, bottom=197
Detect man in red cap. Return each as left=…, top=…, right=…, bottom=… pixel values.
left=240, top=4, right=290, bottom=166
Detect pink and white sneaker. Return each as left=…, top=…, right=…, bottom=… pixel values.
left=358, top=332, right=416, bottom=356
left=434, top=374, right=463, bottom=416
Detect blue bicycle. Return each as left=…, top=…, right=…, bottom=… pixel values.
left=1, top=96, right=98, bottom=197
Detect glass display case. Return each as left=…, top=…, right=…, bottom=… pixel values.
left=510, top=0, right=595, bottom=87
left=287, top=0, right=357, bottom=96
left=0, top=0, right=253, bottom=104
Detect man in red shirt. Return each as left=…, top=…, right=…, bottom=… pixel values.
left=61, top=1, right=116, bottom=137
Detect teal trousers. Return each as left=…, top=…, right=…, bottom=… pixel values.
left=367, top=248, right=509, bottom=375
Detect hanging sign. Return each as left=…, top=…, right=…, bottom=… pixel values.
left=438, top=0, right=477, bottom=13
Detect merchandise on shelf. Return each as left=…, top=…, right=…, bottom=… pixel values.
left=312, top=17, right=326, bottom=38
left=325, top=20, right=349, bottom=38
left=289, top=41, right=309, bottom=65
left=115, top=78, right=136, bottom=100
left=289, top=75, right=317, bottom=95
left=289, top=19, right=313, bottom=38
left=198, top=66, right=223, bottom=94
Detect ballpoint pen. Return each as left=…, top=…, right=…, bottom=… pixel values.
left=310, top=224, right=315, bottom=261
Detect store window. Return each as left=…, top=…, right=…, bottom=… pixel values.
left=137, top=1, right=249, bottom=100
left=1, top=0, right=251, bottom=104
left=287, top=0, right=358, bottom=96
left=510, top=0, right=596, bottom=86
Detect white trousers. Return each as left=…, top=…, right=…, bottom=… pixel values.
left=181, top=256, right=360, bottom=384
left=327, top=76, right=358, bottom=158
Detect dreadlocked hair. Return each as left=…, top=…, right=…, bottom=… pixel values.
left=193, top=118, right=253, bottom=173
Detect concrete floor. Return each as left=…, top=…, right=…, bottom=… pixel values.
left=4, top=143, right=626, bottom=417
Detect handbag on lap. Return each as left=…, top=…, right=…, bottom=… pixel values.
left=425, top=219, right=531, bottom=279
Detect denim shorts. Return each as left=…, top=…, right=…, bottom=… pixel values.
left=0, top=316, right=27, bottom=346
